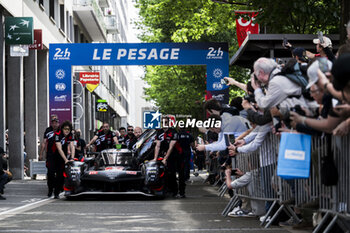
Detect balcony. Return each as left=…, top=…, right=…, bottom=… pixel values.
left=105, top=15, right=119, bottom=34
left=98, top=0, right=111, bottom=8
left=73, top=0, right=107, bottom=42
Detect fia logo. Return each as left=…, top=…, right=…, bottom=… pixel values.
left=53, top=48, right=71, bottom=60
left=55, top=83, right=66, bottom=91
left=143, top=110, right=161, bottom=129
left=206, top=47, right=223, bottom=59
left=212, top=82, right=223, bottom=90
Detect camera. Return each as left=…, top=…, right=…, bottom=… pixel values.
left=318, top=57, right=329, bottom=73
left=290, top=105, right=306, bottom=116
left=273, top=116, right=281, bottom=132
left=244, top=94, right=256, bottom=103
left=220, top=78, right=229, bottom=85
left=282, top=37, right=288, bottom=47
left=317, top=31, right=324, bottom=44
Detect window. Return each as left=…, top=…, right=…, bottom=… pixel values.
left=60, top=4, right=65, bottom=31
left=49, top=0, right=55, bottom=19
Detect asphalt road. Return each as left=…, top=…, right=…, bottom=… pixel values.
left=0, top=174, right=292, bottom=233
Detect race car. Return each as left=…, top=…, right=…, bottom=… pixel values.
left=63, top=129, right=166, bottom=198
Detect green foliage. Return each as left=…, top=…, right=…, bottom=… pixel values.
left=135, top=0, right=250, bottom=115
left=236, top=0, right=340, bottom=34
left=142, top=65, right=206, bottom=119
left=135, top=0, right=341, bottom=115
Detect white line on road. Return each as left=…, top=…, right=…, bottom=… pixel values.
left=0, top=198, right=54, bottom=221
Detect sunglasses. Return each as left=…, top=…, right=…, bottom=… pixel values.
left=63, top=127, right=70, bottom=131
left=128, top=129, right=134, bottom=131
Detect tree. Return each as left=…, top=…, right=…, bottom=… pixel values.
left=135, top=0, right=249, bottom=116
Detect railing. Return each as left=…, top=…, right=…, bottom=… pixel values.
left=216, top=133, right=350, bottom=232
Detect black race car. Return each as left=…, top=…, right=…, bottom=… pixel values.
left=63, top=129, right=166, bottom=198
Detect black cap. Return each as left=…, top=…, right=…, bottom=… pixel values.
left=331, top=54, right=350, bottom=91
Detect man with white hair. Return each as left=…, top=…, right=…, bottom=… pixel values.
left=251, top=57, right=307, bottom=111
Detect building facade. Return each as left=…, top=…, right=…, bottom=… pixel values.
left=0, top=0, right=143, bottom=179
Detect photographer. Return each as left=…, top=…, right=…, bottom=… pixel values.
left=251, top=58, right=308, bottom=112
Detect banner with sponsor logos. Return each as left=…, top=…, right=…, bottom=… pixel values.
left=235, top=11, right=259, bottom=47
left=49, top=43, right=229, bottom=121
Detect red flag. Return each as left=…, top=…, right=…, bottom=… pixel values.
left=235, top=11, right=259, bottom=47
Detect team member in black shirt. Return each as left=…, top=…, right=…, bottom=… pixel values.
left=153, top=116, right=185, bottom=197
left=86, top=122, right=119, bottom=152
left=178, top=129, right=194, bottom=182
left=123, top=125, right=135, bottom=149
left=74, top=129, right=86, bottom=160
left=53, top=121, right=75, bottom=199
left=39, top=115, right=60, bottom=197
left=117, top=127, right=126, bottom=145
left=128, top=126, right=143, bottom=150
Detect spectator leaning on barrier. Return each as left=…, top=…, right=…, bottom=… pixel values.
left=197, top=98, right=250, bottom=153
left=331, top=54, right=350, bottom=135
left=290, top=59, right=344, bottom=134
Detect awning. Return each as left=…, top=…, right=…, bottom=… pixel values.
left=230, top=34, right=340, bottom=69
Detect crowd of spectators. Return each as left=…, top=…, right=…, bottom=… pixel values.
left=197, top=22, right=350, bottom=229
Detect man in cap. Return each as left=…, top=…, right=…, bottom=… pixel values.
left=306, top=36, right=336, bottom=62
left=39, top=114, right=60, bottom=197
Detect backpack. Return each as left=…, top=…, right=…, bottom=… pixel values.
left=278, top=59, right=309, bottom=92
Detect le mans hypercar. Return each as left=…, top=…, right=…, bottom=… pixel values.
left=63, top=129, right=167, bottom=198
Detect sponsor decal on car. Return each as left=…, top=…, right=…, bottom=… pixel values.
left=89, top=171, right=98, bottom=175
left=126, top=171, right=137, bottom=175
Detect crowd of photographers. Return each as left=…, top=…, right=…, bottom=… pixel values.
left=196, top=22, right=350, bottom=229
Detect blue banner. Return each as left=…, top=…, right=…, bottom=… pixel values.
left=49, top=43, right=229, bottom=121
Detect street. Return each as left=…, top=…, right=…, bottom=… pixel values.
left=0, top=175, right=291, bottom=233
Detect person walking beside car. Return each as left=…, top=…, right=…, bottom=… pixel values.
left=53, top=121, right=75, bottom=199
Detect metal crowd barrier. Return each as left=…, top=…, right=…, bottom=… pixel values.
left=216, top=133, right=350, bottom=232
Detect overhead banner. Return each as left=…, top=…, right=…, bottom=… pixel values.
left=235, top=11, right=259, bottom=47
left=49, top=43, right=229, bottom=121
left=5, top=17, right=33, bottom=45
